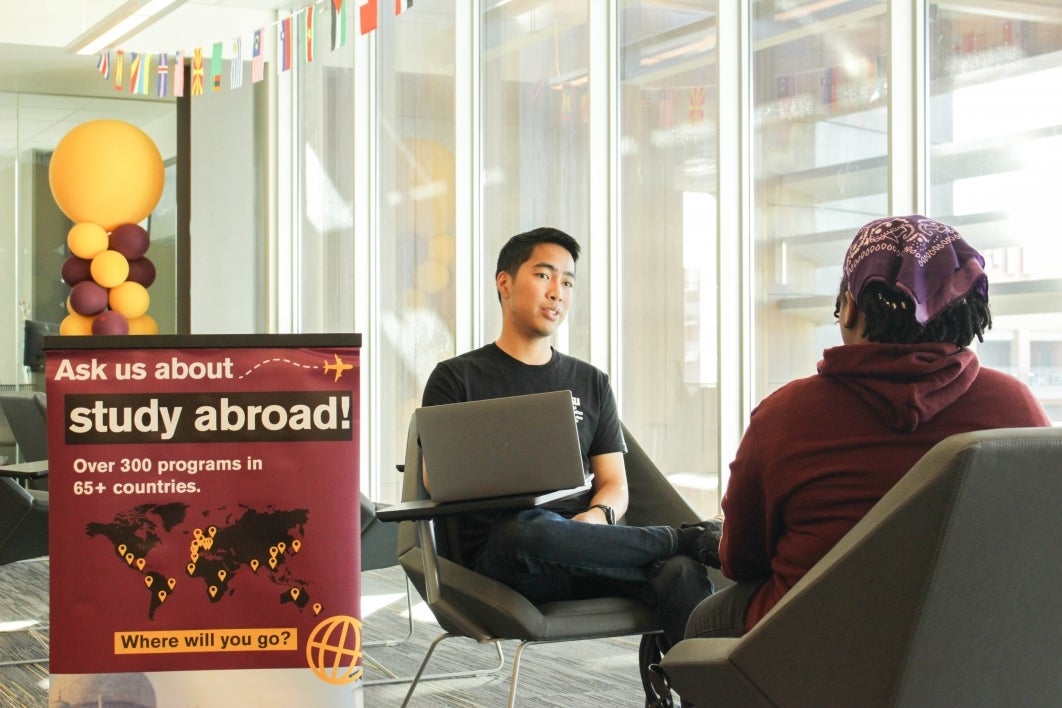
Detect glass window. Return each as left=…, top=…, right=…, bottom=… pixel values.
left=751, top=0, right=888, bottom=400
left=377, top=1, right=457, bottom=501
left=0, top=93, right=174, bottom=391
left=928, top=1, right=1062, bottom=424
left=480, top=1, right=591, bottom=353
left=617, top=1, right=721, bottom=516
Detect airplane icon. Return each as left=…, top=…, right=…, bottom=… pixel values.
left=323, top=354, right=354, bottom=382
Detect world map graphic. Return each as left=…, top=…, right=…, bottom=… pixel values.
left=85, top=502, right=315, bottom=620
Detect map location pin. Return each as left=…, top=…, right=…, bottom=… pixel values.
left=291, top=539, right=301, bottom=553
left=136, top=558, right=146, bottom=571
left=118, top=544, right=127, bottom=556
left=209, top=585, right=218, bottom=598
left=268, top=557, right=278, bottom=570
left=277, top=541, right=287, bottom=554
left=313, top=602, right=322, bottom=616
left=250, top=559, right=260, bottom=572
left=125, top=552, right=135, bottom=565
left=194, top=528, right=203, bottom=539
left=145, top=576, right=154, bottom=588
left=217, top=569, right=227, bottom=582
left=269, top=546, right=278, bottom=558
left=208, top=526, right=217, bottom=538
left=158, top=590, right=167, bottom=603
left=290, top=588, right=300, bottom=601
left=167, top=578, right=176, bottom=590
left=187, top=562, right=196, bottom=575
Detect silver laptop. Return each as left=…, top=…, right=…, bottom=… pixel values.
left=417, top=390, right=592, bottom=503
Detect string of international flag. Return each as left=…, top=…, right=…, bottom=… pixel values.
left=93, top=0, right=413, bottom=98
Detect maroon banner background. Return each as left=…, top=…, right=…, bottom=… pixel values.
left=45, top=334, right=360, bottom=678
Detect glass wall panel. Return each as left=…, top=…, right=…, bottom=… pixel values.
left=751, top=0, right=888, bottom=401
left=0, top=93, right=174, bottom=393
left=480, top=1, right=591, bottom=356
left=928, top=1, right=1062, bottom=424
left=376, top=1, right=457, bottom=500
left=617, top=1, right=721, bottom=516
left=296, top=4, right=357, bottom=334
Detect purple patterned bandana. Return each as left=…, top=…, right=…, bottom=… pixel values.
left=842, top=215, right=989, bottom=326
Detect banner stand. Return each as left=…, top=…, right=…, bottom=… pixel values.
left=44, top=334, right=363, bottom=707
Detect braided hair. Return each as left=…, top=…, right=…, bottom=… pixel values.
left=833, top=281, right=992, bottom=347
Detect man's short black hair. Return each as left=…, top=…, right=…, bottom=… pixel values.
left=495, top=227, right=581, bottom=280
left=834, top=281, right=992, bottom=347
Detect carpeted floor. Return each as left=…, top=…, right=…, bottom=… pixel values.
left=1, top=558, right=650, bottom=707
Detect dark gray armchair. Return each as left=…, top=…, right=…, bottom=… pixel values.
left=379, top=415, right=705, bottom=707
left=659, top=427, right=1062, bottom=707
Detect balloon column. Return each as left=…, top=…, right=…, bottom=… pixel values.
left=48, top=119, right=165, bottom=336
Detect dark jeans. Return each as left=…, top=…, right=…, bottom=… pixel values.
left=474, top=508, right=713, bottom=645
left=684, top=578, right=767, bottom=639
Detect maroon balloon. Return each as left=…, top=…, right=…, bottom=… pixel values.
left=109, top=223, right=150, bottom=260
left=61, top=256, right=93, bottom=285
left=69, top=280, right=109, bottom=316
left=126, top=257, right=157, bottom=288
left=92, top=310, right=129, bottom=335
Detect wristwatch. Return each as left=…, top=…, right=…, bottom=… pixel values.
left=588, top=503, right=615, bottom=525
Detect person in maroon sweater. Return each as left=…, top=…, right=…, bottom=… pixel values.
left=685, top=215, right=1051, bottom=644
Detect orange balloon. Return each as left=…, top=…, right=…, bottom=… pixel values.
left=60, top=312, right=95, bottom=336
left=67, top=222, right=108, bottom=259
left=128, top=314, right=159, bottom=335
left=48, top=120, right=164, bottom=231
left=90, top=250, right=130, bottom=288
left=108, top=281, right=150, bottom=319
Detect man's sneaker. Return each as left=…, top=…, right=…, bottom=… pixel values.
left=678, top=519, right=723, bottom=568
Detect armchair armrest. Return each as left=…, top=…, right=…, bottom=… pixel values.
left=659, top=638, right=773, bottom=707
left=376, top=486, right=588, bottom=522
left=0, top=460, right=49, bottom=481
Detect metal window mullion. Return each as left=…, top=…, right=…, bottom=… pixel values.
left=456, top=0, right=479, bottom=354
left=716, top=0, right=751, bottom=501
left=355, top=26, right=377, bottom=498
left=588, top=0, right=614, bottom=376
left=889, top=0, right=926, bottom=214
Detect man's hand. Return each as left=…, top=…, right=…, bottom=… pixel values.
left=571, top=505, right=612, bottom=524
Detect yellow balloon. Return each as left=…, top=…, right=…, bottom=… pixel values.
left=67, top=222, right=108, bottom=259
left=127, top=314, right=159, bottom=335
left=90, top=250, right=130, bottom=289
left=48, top=120, right=165, bottom=231
left=60, top=312, right=95, bottom=336
left=108, top=281, right=150, bottom=319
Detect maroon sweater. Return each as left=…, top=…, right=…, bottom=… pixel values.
left=720, top=342, right=1051, bottom=630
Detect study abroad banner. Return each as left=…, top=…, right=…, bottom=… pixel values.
left=45, top=334, right=363, bottom=706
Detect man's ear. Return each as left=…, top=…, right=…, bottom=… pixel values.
left=841, top=290, right=860, bottom=330
left=496, top=271, right=511, bottom=301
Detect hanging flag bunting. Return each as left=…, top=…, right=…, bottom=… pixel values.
left=279, top=16, right=292, bottom=73
left=87, top=0, right=417, bottom=97
left=252, top=29, right=265, bottom=83
left=156, top=53, right=168, bottom=97
left=304, top=5, right=315, bottom=63
left=174, top=51, right=185, bottom=97
left=689, top=86, right=705, bottom=123
left=191, top=48, right=205, bottom=95
left=113, top=51, right=124, bottom=91
left=359, top=0, right=377, bottom=34
left=139, top=53, right=153, bottom=95
left=128, top=53, right=142, bottom=94
left=231, top=37, right=243, bottom=89
left=211, top=42, right=224, bottom=91
left=332, top=0, right=347, bottom=49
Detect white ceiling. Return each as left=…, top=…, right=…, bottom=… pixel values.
left=0, top=0, right=293, bottom=155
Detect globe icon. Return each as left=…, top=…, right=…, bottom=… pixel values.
left=306, top=615, right=364, bottom=685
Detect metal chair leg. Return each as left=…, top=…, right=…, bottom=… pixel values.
left=398, top=633, right=505, bottom=706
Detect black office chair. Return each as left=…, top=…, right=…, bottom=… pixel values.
left=0, top=473, right=49, bottom=667
left=381, top=414, right=705, bottom=707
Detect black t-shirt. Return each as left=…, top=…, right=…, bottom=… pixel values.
left=422, top=343, right=626, bottom=562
